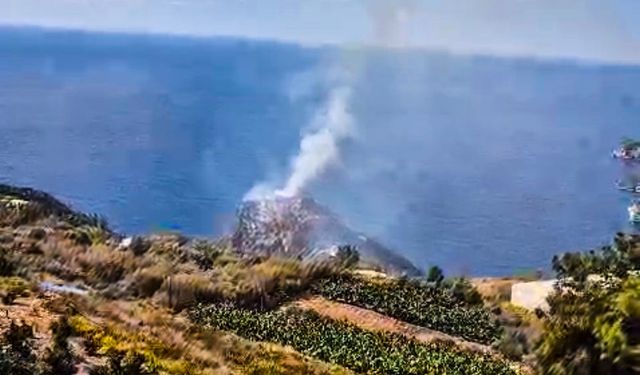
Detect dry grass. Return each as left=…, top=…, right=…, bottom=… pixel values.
left=2, top=195, right=342, bottom=312
left=78, top=244, right=137, bottom=284
left=471, top=277, right=522, bottom=304
left=68, top=297, right=351, bottom=375
left=132, top=262, right=171, bottom=297
left=0, top=288, right=351, bottom=374
left=147, top=255, right=340, bottom=311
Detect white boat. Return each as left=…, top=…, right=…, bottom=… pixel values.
left=613, top=142, right=640, bottom=160
left=628, top=202, right=640, bottom=223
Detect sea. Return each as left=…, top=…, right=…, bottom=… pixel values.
left=2, top=26, right=640, bottom=276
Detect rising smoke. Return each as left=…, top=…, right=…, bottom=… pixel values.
left=276, top=86, right=354, bottom=197
left=244, top=0, right=413, bottom=202
left=244, top=85, right=355, bottom=200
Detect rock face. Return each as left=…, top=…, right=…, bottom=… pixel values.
left=232, top=196, right=422, bottom=276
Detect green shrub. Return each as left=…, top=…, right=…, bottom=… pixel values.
left=312, top=274, right=500, bottom=344
left=334, top=245, right=359, bottom=269
left=536, top=233, right=640, bottom=374
left=42, top=316, right=76, bottom=375
left=495, top=329, right=530, bottom=361
left=90, top=350, right=158, bottom=375
left=0, top=185, right=109, bottom=229
left=0, top=277, right=31, bottom=304
left=444, top=277, right=484, bottom=306
left=190, top=304, right=515, bottom=375
left=74, top=213, right=110, bottom=232
left=128, top=236, right=151, bottom=256
left=536, top=276, right=640, bottom=374
left=73, top=225, right=110, bottom=246
left=0, top=321, right=37, bottom=375
left=552, top=232, right=640, bottom=283
left=426, top=265, right=445, bottom=285
left=191, top=240, right=223, bottom=270
left=0, top=251, right=16, bottom=277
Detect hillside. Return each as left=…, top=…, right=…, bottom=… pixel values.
left=2, top=183, right=638, bottom=374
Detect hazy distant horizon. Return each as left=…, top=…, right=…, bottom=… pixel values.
left=1, top=23, right=639, bottom=69
left=2, top=0, right=640, bottom=65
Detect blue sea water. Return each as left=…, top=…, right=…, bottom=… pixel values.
left=2, top=27, right=640, bottom=276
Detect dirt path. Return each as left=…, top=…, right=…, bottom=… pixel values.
left=294, top=296, right=497, bottom=356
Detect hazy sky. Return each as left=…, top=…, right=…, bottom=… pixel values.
left=2, top=0, right=640, bottom=64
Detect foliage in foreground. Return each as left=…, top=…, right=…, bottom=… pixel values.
left=537, top=233, right=640, bottom=375
left=551, top=232, right=640, bottom=283
left=537, top=276, right=640, bottom=375
left=311, top=273, right=500, bottom=344
left=190, top=303, right=515, bottom=375
left=0, top=321, right=37, bottom=375
left=0, top=317, right=77, bottom=375
left=42, top=316, right=76, bottom=375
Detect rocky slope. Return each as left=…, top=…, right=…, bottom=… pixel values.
left=232, top=196, right=422, bottom=276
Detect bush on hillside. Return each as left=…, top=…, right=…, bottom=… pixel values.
left=552, top=232, right=640, bottom=283
left=443, top=276, right=484, bottom=306
left=0, top=251, right=16, bottom=277
left=426, top=265, right=445, bottom=285
left=495, top=329, right=530, bottom=361
left=90, top=350, right=158, bottom=375
left=0, top=277, right=32, bottom=305
left=190, top=240, right=224, bottom=270
left=537, top=233, right=640, bottom=374
left=0, top=321, right=37, bottom=375
left=42, top=316, right=76, bottom=375
left=334, top=245, right=359, bottom=269
left=537, top=276, right=640, bottom=374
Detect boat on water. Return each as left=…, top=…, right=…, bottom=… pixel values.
left=612, top=139, right=640, bottom=160
left=612, top=149, right=640, bottom=160
left=628, top=201, right=640, bottom=223
left=616, top=180, right=640, bottom=193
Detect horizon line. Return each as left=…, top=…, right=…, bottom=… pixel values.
left=2, top=22, right=640, bottom=69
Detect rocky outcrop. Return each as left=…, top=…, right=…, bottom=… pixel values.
left=232, top=196, right=421, bottom=276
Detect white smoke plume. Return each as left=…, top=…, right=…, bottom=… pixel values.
left=243, top=0, right=414, bottom=202
left=276, top=86, right=354, bottom=197
left=244, top=85, right=354, bottom=200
